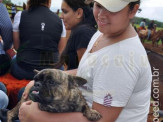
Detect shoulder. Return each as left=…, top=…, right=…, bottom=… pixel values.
left=74, top=24, right=96, bottom=34
left=119, top=35, right=146, bottom=54
left=0, top=3, right=7, bottom=13
left=0, top=3, right=5, bottom=8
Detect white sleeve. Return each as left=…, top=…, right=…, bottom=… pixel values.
left=61, top=19, right=66, bottom=37
left=93, top=58, right=139, bottom=107
left=13, top=11, right=21, bottom=32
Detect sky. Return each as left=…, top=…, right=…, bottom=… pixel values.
left=11, top=0, right=163, bottom=22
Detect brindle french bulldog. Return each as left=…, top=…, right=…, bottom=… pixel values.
left=0, top=69, right=102, bottom=122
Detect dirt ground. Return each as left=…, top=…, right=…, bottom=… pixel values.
left=144, top=43, right=163, bottom=122
left=144, top=43, right=163, bottom=56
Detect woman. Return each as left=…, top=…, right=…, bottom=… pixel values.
left=0, top=3, right=13, bottom=76
left=11, top=0, right=66, bottom=80
left=19, top=0, right=152, bottom=121
left=54, top=0, right=97, bottom=70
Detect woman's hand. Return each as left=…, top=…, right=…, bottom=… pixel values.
left=63, top=69, right=77, bottom=75
left=23, top=80, right=34, bottom=100
left=19, top=101, right=39, bottom=122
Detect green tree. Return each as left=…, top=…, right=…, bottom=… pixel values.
left=2, top=0, right=12, bottom=4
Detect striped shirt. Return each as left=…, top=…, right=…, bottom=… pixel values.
left=0, top=3, right=13, bottom=54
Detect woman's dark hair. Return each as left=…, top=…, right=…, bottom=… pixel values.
left=129, top=0, right=140, bottom=11
left=23, top=2, right=26, bottom=10
left=64, top=0, right=96, bottom=28
left=27, top=0, right=50, bottom=9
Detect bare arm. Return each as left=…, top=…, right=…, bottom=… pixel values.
left=58, top=37, right=67, bottom=54
left=64, top=69, right=77, bottom=75
left=19, top=101, right=122, bottom=122
left=13, top=31, right=20, bottom=50
left=77, top=48, right=86, bottom=62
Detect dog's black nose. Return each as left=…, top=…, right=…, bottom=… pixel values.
left=35, top=82, right=42, bottom=88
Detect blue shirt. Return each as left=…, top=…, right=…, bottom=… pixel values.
left=0, top=3, right=13, bottom=54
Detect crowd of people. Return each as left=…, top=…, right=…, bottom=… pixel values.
left=0, top=0, right=152, bottom=122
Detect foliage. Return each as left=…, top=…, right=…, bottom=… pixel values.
left=2, top=0, right=12, bottom=4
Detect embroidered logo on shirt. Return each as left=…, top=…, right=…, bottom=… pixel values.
left=41, top=23, right=45, bottom=31
left=103, top=93, right=112, bottom=107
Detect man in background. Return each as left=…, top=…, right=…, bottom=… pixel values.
left=0, top=2, right=13, bottom=75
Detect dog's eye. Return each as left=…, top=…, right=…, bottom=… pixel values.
left=48, top=80, right=55, bottom=85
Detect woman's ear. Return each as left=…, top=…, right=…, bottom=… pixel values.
left=75, top=8, right=84, bottom=19
left=129, top=4, right=139, bottom=19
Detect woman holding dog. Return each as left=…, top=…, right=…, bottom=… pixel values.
left=19, top=0, right=152, bottom=122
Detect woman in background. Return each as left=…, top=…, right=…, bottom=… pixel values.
left=11, top=0, right=66, bottom=80
left=54, top=0, right=97, bottom=70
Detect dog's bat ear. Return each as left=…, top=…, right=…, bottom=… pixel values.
left=73, top=76, right=87, bottom=86
left=34, top=69, right=39, bottom=74
left=68, top=75, right=87, bottom=88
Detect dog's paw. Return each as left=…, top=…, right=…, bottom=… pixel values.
left=0, top=109, right=8, bottom=122
left=84, top=109, right=102, bottom=121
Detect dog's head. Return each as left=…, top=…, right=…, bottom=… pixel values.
left=29, top=69, right=87, bottom=104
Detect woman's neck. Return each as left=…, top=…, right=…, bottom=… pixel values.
left=40, top=3, right=50, bottom=8
left=103, top=24, right=137, bottom=44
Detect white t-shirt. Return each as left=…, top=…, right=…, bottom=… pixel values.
left=12, top=11, right=66, bottom=37
left=77, top=31, right=152, bottom=122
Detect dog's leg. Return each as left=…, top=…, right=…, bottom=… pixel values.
left=7, top=98, right=26, bottom=122
left=82, top=105, right=102, bottom=121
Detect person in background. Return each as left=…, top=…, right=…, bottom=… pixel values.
left=139, top=19, right=146, bottom=30
left=54, top=0, right=97, bottom=70
left=147, top=20, right=154, bottom=40
left=0, top=2, right=11, bottom=113
left=11, top=4, right=17, bottom=21
left=22, top=2, right=27, bottom=10
left=18, top=0, right=152, bottom=122
left=0, top=2, right=13, bottom=76
left=11, top=0, right=66, bottom=80
left=0, top=2, right=11, bottom=121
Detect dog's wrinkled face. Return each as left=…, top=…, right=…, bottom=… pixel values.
left=29, top=69, right=87, bottom=104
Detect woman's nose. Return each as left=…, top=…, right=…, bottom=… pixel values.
left=98, top=8, right=107, bottom=16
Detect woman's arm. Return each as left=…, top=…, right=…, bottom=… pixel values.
left=13, top=31, right=20, bottom=50
left=19, top=101, right=123, bottom=122
left=64, top=69, right=77, bottom=75
left=58, top=37, right=67, bottom=54
left=77, top=48, right=86, bottom=62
